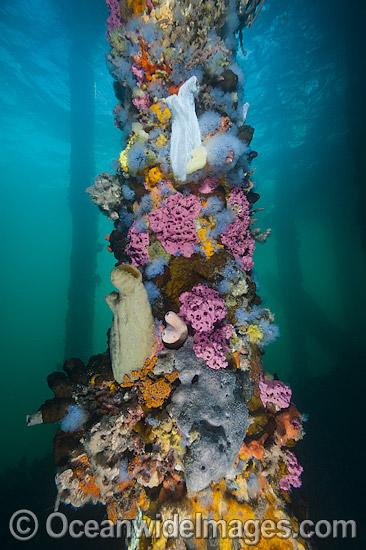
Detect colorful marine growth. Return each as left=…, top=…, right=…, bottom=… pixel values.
left=29, top=1, right=308, bottom=549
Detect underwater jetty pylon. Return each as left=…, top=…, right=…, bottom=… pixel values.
left=28, top=2, right=309, bottom=549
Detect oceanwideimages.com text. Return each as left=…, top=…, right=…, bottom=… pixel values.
left=9, top=509, right=357, bottom=544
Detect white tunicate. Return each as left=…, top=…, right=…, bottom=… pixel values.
left=166, top=76, right=202, bottom=181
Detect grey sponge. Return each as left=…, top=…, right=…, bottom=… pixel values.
left=168, top=346, right=250, bottom=492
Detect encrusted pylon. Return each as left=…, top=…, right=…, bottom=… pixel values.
left=28, top=2, right=309, bottom=549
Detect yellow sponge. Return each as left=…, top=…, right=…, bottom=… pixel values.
left=186, top=146, right=207, bottom=174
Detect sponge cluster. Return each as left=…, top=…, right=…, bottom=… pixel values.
left=148, top=192, right=201, bottom=257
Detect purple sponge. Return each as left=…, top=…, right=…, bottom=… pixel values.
left=259, top=376, right=292, bottom=409
left=279, top=451, right=303, bottom=491
left=193, top=324, right=234, bottom=370
left=179, top=285, right=233, bottom=369
left=179, top=284, right=226, bottom=333
left=220, top=188, right=255, bottom=271
left=126, top=222, right=149, bottom=267
left=148, top=192, right=201, bottom=257
left=106, top=0, right=122, bottom=34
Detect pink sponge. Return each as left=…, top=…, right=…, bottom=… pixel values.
left=179, top=285, right=232, bottom=369
left=132, top=65, right=144, bottom=86
left=126, top=222, right=149, bottom=267
left=221, top=188, right=255, bottom=271
left=193, top=324, right=234, bottom=370
left=227, top=186, right=250, bottom=210
left=199, top=176, right=218, bottom=194
left=106, top=0, right=122, bottom=34
left=221, top=219, right=255, bottom=270
left=132, top=94, right=151, bottom=110
left=148, top=192, right=201, bottom=257
left=279, top=451, right=303, bottom=491
left=179, top=284, right=226, bottom=333
left=259, top=376, right=292, bottom=409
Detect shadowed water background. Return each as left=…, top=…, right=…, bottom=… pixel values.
left=0, top=0, right=364, bottom=548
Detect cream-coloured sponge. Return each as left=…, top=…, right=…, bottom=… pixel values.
left=106, top=265, right=155, bottom=382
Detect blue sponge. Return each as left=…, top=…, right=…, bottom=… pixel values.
left=60, top=404, right=87, bottom=432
